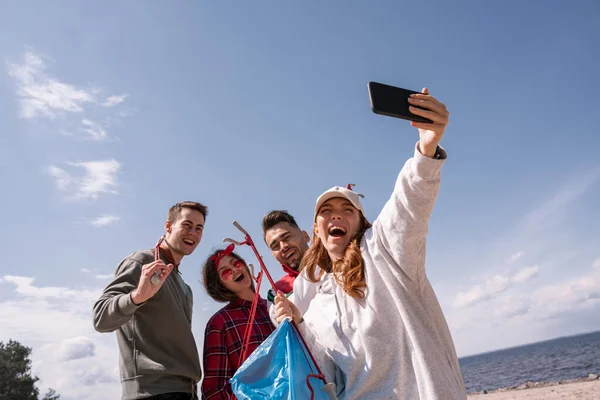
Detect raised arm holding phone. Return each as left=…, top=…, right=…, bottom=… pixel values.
left=273, top=86, right=467, bottom=399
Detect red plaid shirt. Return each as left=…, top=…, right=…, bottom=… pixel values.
left=201, top=297, right=275, bottom=399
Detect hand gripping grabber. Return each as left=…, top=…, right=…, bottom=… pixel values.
left=223, top=220, right=339, bottom=400
left=150, top=235, right=166, bottom=285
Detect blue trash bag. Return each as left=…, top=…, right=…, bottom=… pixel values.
left=230, top=318, right=339, bottom=400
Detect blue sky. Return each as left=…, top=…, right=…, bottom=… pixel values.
left=1, top=1, right=599, bottom=398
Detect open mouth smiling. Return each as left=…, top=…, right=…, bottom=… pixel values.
left=284, top=249, right=296, bottom=260
left=328, top=225, right=347, bottom=238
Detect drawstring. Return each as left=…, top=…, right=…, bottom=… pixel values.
left=306, top=374, right=327, bottom=399
left=291, top=319, right=328, bottom=400
left=239, top=280, right=328, bottom=400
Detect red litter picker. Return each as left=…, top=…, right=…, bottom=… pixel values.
left=222, top=220, right=340, bottom=400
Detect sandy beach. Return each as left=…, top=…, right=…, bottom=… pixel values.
left=468, top=375, right=600, bottom=399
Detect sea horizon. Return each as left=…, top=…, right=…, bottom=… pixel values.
left=459, top=329, right=600, bottom=393
left=459, top=328, right=600, bottom=360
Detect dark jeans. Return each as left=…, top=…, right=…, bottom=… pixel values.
left=145, top=393, right=198, bottom=400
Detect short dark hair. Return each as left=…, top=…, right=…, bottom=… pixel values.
left=202, top=248, right=249, bottom=303
left=261, top=210, right=300, bottom=239
left=168, top=201, right=208, bottom=222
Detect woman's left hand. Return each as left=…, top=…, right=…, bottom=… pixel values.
left=273, top=291, right=303, bottom=324
left=408, top=88, right=450, bottom=158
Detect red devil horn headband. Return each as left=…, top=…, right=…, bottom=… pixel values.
left=210, top=243, right=235, bottom=270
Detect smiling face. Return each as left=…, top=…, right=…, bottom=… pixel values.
left=265, top=222, right=310, bottom=270
left=314, top=197, right=362, bottom=261
left=215, top=255, right=253, bottom=295
left=165, top=208, right=205, bottom=260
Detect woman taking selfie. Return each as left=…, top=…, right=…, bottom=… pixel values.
left=201, top=246, right=275, bottom=399
left=273, top=88, right=467, bottom=399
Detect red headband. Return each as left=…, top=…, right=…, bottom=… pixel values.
left=210, top=243, right=235, bottom=270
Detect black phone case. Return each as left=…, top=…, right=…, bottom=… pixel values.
left=367, top=81, right=433, bottom=124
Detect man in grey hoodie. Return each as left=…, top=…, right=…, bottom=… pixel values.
left=93, top=201, right=207, bottom=400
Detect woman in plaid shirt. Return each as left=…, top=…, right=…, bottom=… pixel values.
left=200, top=246, right=275, bottom=399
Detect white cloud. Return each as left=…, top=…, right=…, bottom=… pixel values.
left=451, top=168, right=599, bottom=311
left=448, top=258, right=600, bottom=356
left=47, top=159, right=120, bottom=200
left=0, top=276, right=121, bottom=400
left=485, top=275, right=511, bottom=292
left=454, top=276, right=508, bottom=309
left=439, top=166, right=600, bottom=357
left=507, top=251, right=524, bottom=264
left=511, top=265, right=539, bottom=283
left=74, top=160, right=120, bottom=199
left=594, top=257, right=600, bottom=272
left=102, top=94, right=128, bottom=107
left=494, top=294, right=530, bottom=319
left=6, top=51, right=95, bottom=119
left=2, top=275, right=98, bottom=303
left=94, top=274, right=113, bottom=280
left=47, top=165, right=72, bottom=190
left=513, top=166, right=600, bottom=245
left=79, top=269, right=114, bottom=280
left=453, top=286, right=487, bottom=309
left=55, top=336, right=96, bottom=361
left=531, top=263, right=600, bottom=318
left=454, top=266, right=538, bottom=309
left=6, top=50, right=130, bottom=142
left=81, top=119, right=108, bottom=141
left=466, top=167, right=600, bottom=276
left=90, top=215, right=120, bottom=227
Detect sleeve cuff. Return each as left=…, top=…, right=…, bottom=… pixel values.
left=268, top=303, right=280, bottom=327
left=117, top=292, right=144, bottom=316
left=411, top=141, right=447, bottom=180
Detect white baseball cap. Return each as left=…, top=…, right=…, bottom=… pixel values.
left=313, top=184, right=366, bottom=221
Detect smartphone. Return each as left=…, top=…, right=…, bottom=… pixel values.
left=367, top=81, right=433, bottom=123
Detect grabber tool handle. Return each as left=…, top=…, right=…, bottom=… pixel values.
left=232, top=220, right=250, bottom=236
left=322, top=383, right=338, bottom=400
left=150, top=272, right=161, bottom=285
